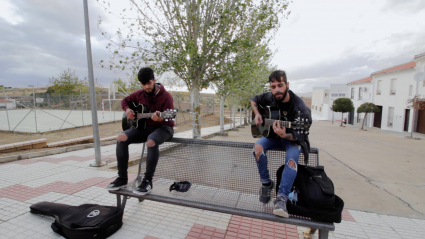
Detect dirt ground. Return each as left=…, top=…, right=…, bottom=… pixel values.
left=0, top=112, right=231, bottom=157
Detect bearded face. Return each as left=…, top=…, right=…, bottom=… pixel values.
left=270, top=80, right=289, bottom=102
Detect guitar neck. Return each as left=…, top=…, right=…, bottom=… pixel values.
left=264, top=119, right=292, bottom=128
left=136, top=112, right=156, bottom=119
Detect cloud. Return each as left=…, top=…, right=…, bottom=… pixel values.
left=0, top=0, right=128, bottom=88
left=381, top=0, right=425, bottom=14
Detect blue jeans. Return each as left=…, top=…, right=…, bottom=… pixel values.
left=254, top=137, right=302, bottom=198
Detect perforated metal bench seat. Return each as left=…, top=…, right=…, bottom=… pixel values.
left=109, top=138, right=334, bottom=238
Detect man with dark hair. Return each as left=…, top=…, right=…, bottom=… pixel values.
left=251, top=70, right=312, bottom=217
left=107, top=67, right=174, bottom=195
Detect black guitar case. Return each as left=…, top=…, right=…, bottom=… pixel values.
left=30, top=201, right=123, bottom=239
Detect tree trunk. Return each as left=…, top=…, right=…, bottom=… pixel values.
left=190, top=85, right=201, bottom=138
left=239, top=107, right=242, bottom=127
left=340, top=113, right=343, bottom=127
left=232, top=106, right=236, bottom=128
left=361, top=112, right=367, bottom=130
left=219, top=96, right=225, bottom=134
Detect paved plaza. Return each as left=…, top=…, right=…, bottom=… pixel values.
left=0, top=120, right=425, bottom=238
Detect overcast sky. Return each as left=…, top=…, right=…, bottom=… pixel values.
left=1, top=0, right=425, bottom=94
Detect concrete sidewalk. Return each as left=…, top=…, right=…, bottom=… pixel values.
left=0, top=120, right=424, bottom=239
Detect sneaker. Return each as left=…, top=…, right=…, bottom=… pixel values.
left=273, top=196, right=289, bottom=218
left=106, top=177, right=128, bottom=191
left=133, top=178, right=153, bottom=196
left=259, top=180, right=275, bottom=203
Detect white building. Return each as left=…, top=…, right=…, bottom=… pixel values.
left=0, top=99, right=16, bottom=109
left=347, top=77, right=373, bottom=127
left=347, top=52, right=425, bottom=134
left=311, top=84, right=348, bottom=121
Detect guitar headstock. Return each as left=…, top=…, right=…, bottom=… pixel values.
left=293, top=117, right=311, bottom=135
left=160, top=109, right=177, bottom=121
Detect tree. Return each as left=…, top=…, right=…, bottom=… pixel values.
left=48, top=69, right=89, bottom=95
left=211, top=44, right=274, bottom=134
left=407, top=95, right=425, bottom=138
left=98, top=0, right=290, bottom=138
left=331, top=98, right=354, bottom=126
left=357, top=102, right=380, bottom=130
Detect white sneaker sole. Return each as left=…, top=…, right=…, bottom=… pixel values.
left=132, top=189, right=151, bottom=196
left=273, top=208, right=289, bottom=218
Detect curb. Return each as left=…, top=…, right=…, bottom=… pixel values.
left=0, top=140, right=116, bottom=164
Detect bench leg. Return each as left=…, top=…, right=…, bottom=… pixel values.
left=116, top=194, right=128, bottom=211
left=318, top=229, right=329, bottom=239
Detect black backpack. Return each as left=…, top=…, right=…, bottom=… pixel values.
left=30, top=202, right=123, bottom=239
left=276, top=164, right=344, bottom=223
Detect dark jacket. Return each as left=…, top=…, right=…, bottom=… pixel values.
left=251, top=90, right=312, bottom=163
left=121, top=83, right=174, bottom=128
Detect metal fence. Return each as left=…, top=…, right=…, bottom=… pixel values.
left=0, top=88, right=219, bottom=133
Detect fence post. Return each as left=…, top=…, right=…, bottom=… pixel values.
left=4, top=88, right=11, bottom=131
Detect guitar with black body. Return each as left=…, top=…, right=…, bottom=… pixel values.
left=122, top=102, right=176, bottom=131
left=251, top=104, right=311, bottom=138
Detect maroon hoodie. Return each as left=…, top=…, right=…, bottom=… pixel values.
left=121, top=83, right=174, bottom=128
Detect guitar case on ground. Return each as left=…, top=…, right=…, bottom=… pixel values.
left=30, top=202, right=123, bottom=239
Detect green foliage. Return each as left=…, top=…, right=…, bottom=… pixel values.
left=357, top=102, right=380, bottom=114
left=332, top=98, right=354, bottom=113
left=48, top=69, right=89, bottom=95
left=127, top=72, right=141, bottom=92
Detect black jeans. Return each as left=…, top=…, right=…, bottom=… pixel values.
left=116, top=125, right=174, bottom=180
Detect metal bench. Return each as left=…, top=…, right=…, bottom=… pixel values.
left=109, top=138, right=334, bottom=238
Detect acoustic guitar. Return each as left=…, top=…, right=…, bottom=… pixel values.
left=122, top=102, right=176, bottom=131
left=251, top=104, right=311, bottom=138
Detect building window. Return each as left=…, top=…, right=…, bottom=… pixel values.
left=390, top=78, right=396, bottom=95
left=358, top=87, right=362, bottom=100
left=319, top=107, right=322, bottom=112
left=388, top=107, right=394, bottom=127
left=339, top=93, right=345, bottom=97
left=315, top=106, right=317, bottom=110
left=325, top=93, right=328, bottom=97
left=331, top=93, right=338, bottom=97
left=377, top=80, right=382, bottom=95
left=409, top=85, right=413, bottom=96
left=351, top=88, right=354, bottom=99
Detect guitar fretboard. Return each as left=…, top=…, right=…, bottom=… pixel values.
left=136, top=113, right=157, bottom=119
left=264, top=119, right=291, bottom=128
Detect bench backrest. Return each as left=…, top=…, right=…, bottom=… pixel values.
left=148, top=138, right=318, bottom=196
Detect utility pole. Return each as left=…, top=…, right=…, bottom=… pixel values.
left=83, top=0, right=102, bottom=166
left=29, top=85, right=38, bottom=133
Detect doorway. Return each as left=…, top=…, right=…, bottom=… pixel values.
left=373, top=105, right=383, bottom=128
left=404, top=109, right=410, bottom=132
left=417, top=110, right=425, bottom=134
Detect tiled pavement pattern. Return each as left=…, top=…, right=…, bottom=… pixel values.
left=1, top=124, right=425, bottom=238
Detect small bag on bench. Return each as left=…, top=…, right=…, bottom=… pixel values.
left=276, top=164, right=344, bottom=223
left=30, top=201, right=123, bottom=239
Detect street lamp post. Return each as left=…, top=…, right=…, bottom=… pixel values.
left=83, top=0, right=102, bottom=166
